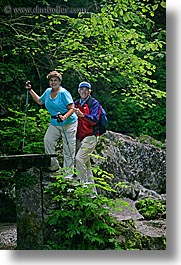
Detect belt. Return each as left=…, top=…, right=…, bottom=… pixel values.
left=51, top=112, right=67, bottom=119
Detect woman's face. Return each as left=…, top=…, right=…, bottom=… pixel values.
left=49, top=76, right=61, bottom=90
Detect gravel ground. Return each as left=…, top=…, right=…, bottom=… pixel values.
left=0, top=223, right=17, bottom=249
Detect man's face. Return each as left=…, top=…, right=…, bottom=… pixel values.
left=78, top=87, right=90, bottom=100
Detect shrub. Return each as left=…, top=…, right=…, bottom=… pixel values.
left=43, top=173, right=125, bottom=250
left=135, top=198, right=166, bottom=220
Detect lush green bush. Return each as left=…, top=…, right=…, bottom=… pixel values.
left=135, top=198, right=166, bottom=220
left=44, top=173, right=128, bottom=250
left=0, top=107, right=49, bottom=155
left=95, top=91, right=166, bottom=141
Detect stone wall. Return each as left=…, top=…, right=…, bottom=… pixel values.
left=15, top=167, right=44, bottom=249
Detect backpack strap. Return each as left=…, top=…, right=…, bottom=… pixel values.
left=75, top=97, right=95, bottom=108
left=74, top=99, right=79, bottom=107
left=86, top=96, right=95, bottom=108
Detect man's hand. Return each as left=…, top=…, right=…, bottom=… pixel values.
left=74, top=107, right=84, bottom=117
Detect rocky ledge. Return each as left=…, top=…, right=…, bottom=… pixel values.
left=0, top=223, right=17, bottom=249
left=110, top=197, right=166, bottom=250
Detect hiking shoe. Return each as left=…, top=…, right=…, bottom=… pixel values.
left=42, top=166, right=60, bottom=172
left=64, top=175, right=74, bottom=180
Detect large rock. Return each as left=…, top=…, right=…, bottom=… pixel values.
left=93, top=131, right=166, bottom=194
left=110, top=198, right=166, bottom=250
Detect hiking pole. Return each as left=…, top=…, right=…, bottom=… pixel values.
left=22, top=88, right=29, bottom=152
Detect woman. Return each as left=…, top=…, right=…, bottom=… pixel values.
left=25, top=70, right=78, bottom=178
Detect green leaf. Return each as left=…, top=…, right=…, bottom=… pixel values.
left=146, top=21, right=151, bottom=30
left=152, top=4, right=158, bottom=11
left=161, top=2, right=166, bottom=8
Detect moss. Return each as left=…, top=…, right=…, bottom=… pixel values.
left=117, top=141, right=123, bottom=147
left=136, top=135, right=165, bottom=150
left=17, top=212, right=43, bottom=250
left=115, top=220, right=166, bottom=250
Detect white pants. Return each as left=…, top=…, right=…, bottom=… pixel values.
left=75, top=135, right=98, bottom=194
left=44, top=121, right=77, bottom=176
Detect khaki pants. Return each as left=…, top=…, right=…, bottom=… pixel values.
left=75, top=135, right=98, bottom=194
left=44, top=121, right=77, bottom=176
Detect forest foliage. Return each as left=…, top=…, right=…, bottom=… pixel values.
left=0, top=0, right=166, bottom=249
left=0, top=0, right=166, bottom=156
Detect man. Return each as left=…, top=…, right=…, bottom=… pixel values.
left=74, top=81, right=101, bottom=196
